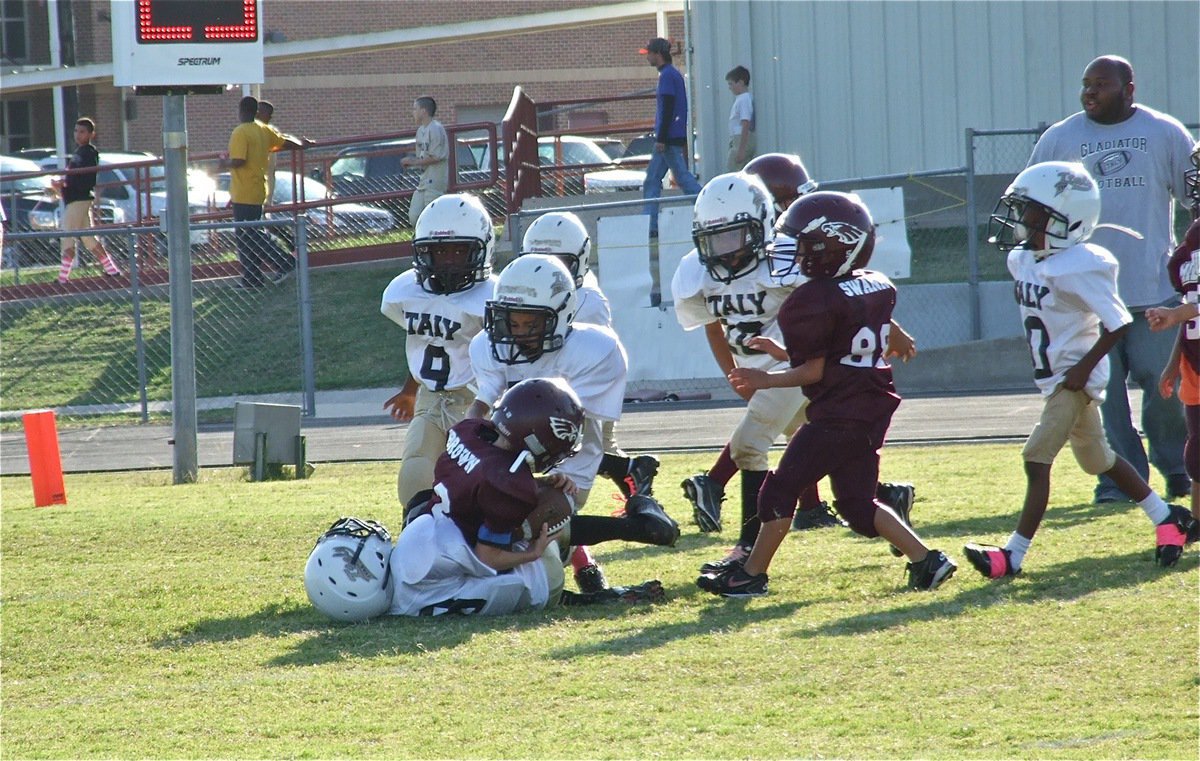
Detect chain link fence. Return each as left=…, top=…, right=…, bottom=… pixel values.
left=4, top=122, right=1197, bottom=429
left=1, top=219, right=307, bottom=427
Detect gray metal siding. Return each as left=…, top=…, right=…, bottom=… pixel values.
left=690, top=0, right=1199, bottom=182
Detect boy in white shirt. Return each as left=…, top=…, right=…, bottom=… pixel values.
left=964, top=161, right=1198, bottom=576
left=725, top=66, right=755, bottom=172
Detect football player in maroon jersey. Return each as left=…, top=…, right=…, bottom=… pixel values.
left=697, top=191, right=957, bottom=597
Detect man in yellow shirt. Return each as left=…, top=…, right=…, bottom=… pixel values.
left=220, top=96, right=306, bottom=288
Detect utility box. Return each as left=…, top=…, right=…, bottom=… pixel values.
left=232, top=402, right=307, bottom=480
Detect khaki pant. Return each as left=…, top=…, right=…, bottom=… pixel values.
left=1022, top=386, right=1116, bottom=475
left=730, top=384, right=809, bottom=471
left=397, top=385, right=477, bottom=507
left=727, top=133, right=758, bottom=173
left=61, top=199, right=99, bottom=255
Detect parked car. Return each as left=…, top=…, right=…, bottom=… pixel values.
left=23, top=149, right=227, bottom=248
left=1, top=154, right=125, bottom=267
left=472, top=135, right=620, bottom=198
left=321, top=138, right=483, bottom=226
left=215, top=171, right=396, bottom=244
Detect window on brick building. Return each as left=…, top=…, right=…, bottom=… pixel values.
left=1, top=100, right=32, bottom=152
left=1, top=0, right=29, bottom=63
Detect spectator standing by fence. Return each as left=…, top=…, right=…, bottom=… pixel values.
left=220, top=96, right=306, bottom=289
left=640, top=37, right=702, bottom=238
left=1029, top=55, right=1195, bottom=503
left=725, top=66, right=755, bottom=172
left=402, top=96, right=449, bottom=227
left=55, top=118, right=121, bottom=283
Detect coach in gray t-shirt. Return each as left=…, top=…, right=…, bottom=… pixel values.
left=1029, top=54, right=1194, bottom=504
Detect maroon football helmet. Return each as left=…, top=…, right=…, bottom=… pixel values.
left=742, top=153, right=818, bottom=213
left=492, top=378, right=584, bottom=472
left=773, top=191, right=876, bottom=279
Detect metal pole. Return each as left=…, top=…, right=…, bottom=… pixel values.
left=164, top=94, right=198, bottom=483
left=47, top=0, right=67, bottom=171
left=128, top=230, right=149, bottom=423
left=296, top=214, right=317, bottom=416
left=964, top=127, right=981, bottom=342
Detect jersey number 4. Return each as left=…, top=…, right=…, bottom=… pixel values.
left=840, top=323, right=892, bottom=369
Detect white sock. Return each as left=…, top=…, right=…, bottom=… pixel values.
left=1138, top=493, right=1171, bottom=524
left=1004, top=532, right=1032, bottom=569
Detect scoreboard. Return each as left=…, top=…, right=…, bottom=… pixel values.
left=111, top=0, right=264, bottom=88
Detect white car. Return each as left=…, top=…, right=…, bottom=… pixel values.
left=30, top=150, right=227, bottom=247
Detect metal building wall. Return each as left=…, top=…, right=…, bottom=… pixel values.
left=689, top=1, right=1199, bottom=181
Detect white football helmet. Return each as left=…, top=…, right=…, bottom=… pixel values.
left=989, top=161, right=1100, bottom=259
left=692, top=171, right=776, bottom=283
left=485, top=254, right=578, bottom=364
left=412, top=193, right=494, bottom=293
left=304, top=517, right=394, bottom=622
left=520, top=212, right=591, bottom=287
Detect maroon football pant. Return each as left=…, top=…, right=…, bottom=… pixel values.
left=757, top=416, right=892, bottom=537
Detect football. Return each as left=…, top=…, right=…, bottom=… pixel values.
left=521, top=484, right=573, bottom=542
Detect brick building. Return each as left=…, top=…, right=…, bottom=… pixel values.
left=2, top=1, right=685, bottom=156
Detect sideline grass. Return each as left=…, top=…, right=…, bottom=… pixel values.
left=2, top=445, right=1197, bottom=759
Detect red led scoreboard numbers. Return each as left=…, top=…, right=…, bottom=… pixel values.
left=111, top=0, right=264, bottom=89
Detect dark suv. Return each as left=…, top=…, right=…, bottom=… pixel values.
left=321, top=139, right=483, bottom=226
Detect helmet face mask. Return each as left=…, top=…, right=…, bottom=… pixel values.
left=691, top=172, right=775, bottom=284
left=412, top=193, right=494, bottom=294
left=412, top=238, right=488, bottom=294
left=492, top=378, right=585, bottom=472
left=989, top=195, right=1069, bottom=256
left=486, top=255, right=577, bottom=365
left=694, top=216, right=765, bottom=283
left=988, top=161, right=1100, bottom=259
left=485, top=304, right=561, bottom=364
left=303, top=517, right=394, bottom=622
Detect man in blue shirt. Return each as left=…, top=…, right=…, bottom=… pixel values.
left=640, top=38, right=702, bottom=238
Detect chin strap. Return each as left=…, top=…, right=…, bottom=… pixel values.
left=1093, top=222, right=1144, bottom=240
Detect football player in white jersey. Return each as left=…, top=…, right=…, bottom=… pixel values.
left=965, top=161, right=1198, bottom=577
left=381, top=193, right=497, bottom=511
left=519, top=212, right=662, bottom=592
left=466, top=254, right=681, bottom=592
left=672, top=169, right=917, bottom=574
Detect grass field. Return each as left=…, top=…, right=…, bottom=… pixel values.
left=2, top=444, right=1197, bottom=759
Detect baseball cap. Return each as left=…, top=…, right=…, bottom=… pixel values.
left=640, top=38, right=671, bottom=56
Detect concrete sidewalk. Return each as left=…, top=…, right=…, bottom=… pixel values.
left=224, top=335, right=1037, bottom=421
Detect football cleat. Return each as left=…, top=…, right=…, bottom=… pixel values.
left=624, top=494, right=680, bottom=546
left=698, top=543, right=752, bottom=575
left=1155, top=504, right=1199, bottom=567
left=877, top=482, right=916, bottom=557
left=574, top=563, right=608, bottom=594
left=696, top=567, right=768, bottom=598
left=560, top=579, right=665, bottom=606
left=618, top=454, right=660, bottom=498
left=681, top=473, right=724, bottom=533
left=792, top=501, right=846, bottom=531
left=963, top=543, right=1020, bottom=579
left=906, top=549, right=957, bottom=590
